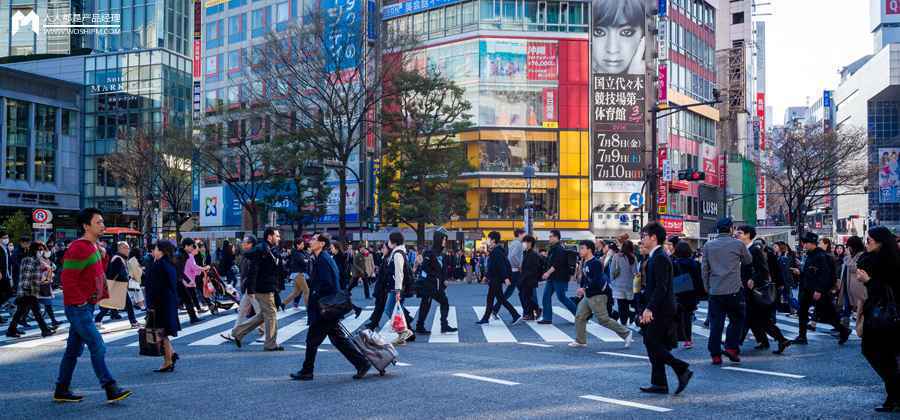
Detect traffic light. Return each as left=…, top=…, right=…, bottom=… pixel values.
left=632, top=218, right=641, bottom=233
left=677, top=170, right=706, bottom=181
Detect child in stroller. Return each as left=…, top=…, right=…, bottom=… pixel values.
left=200, top=267, right=240, bottom=314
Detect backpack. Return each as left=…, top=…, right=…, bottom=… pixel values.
left=390, top=249, right=416, bottom=298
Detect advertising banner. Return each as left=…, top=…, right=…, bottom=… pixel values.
left=480, top=39, right=527, bottom=82
left=660, top=215, right=683, bottom=234
left=193, top=39, right=202, bottom=78
left=756, top=92, right=766, bottom=150
left=526, top=41, right=558, bottom=81
left=658, top=148, right=668, bottom=214
left=591, top=0, right=646, bottom=75
left=658, top=63, right=668, bottom=106
left=879, top=148, right=900, bottom=203
left=757, top=174, right=767, bottom=221
left=478, top=86, right=544, bottom=127
left=541, top=88, right=558, bottom=128
left=888, top=0, right=900, bottom=15
left=382, top=0, right=462, bottom=20
left=323, top=0, right=362, bottom=72
left=591, top=74, right=646, bottom=181
left=194, top=0, right=202, bottom=38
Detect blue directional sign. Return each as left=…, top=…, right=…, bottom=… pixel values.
left=618, top=214, right=631, bottom=225
left=629, top=192, right=645, bottom=207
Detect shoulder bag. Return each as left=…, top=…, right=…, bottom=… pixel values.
left=866, top=286, right=900, bottom=333
left=318, top=257, right=353, bottom=322
left=138, top=310, right=165, bottom=357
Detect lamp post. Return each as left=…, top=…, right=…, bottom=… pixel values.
left=523, top=164, right=535, bottom=236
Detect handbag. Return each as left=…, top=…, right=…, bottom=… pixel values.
left=138, top=311, right=165, bottom=357
left=672, top=273, right=694, bottom=295
left=98, top=279, right=128, bottom=310
left=751, top=282, right=777, bottom=306
left=866, top=287, right=900, bottom=333
left=318, top=290, right=353, bottom=321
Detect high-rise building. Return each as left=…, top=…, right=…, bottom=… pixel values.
left=3, top=0, right=194, bottom=229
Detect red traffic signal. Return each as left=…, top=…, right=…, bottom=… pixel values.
left=677, top=170, right=706, bottom=181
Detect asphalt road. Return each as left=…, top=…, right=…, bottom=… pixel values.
left=0, top=283, right=890, bottom=419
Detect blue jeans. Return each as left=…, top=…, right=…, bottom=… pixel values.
left=707, top=292, right=746, bottom=357
left=57, top=304, right=115, bottom=388
left=541, top=280, right=577, bottom=322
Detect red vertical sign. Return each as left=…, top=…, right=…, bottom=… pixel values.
left=888, top=0, right=900, bottom=14
left=658, top=64, right=668, bottom=105
left=658, top=148, right=668, bottom=214
left=542, top=88, right=558, bottom=125
left=756, top=92, right=766, bottom=150
left=193, top=40, right=202, bottom=78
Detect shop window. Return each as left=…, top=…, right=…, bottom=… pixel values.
left=479, top=188, right=558, bottom=220
left=477, top=140, right=558, bottom=173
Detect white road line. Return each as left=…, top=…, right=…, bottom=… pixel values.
left=429, top=306, right=460, bottom=343
left=269, top=316, right=310, bottom=345
left=324, top=310, right=374, bottom=345
left=579, top=395, right=672, bottom=413
left=452, top=373, right=520, bottom=386
left=7, top=318, right=135, bottom=349
left=517, top=306, right=571, bottom=342
left=472, top=307, right=516, bottom=343
left=104, top=313, right=193, bottom=344
left=597, top=351, right=649, bottom=360
left=290, top=344, right=329, bottom=352
left=127, top=312, right=243, bottom=347
left=722, top=366, right=805, bottom=379
left=396, top=362, right=412, bottom=367
left=379, top=306, right=419, bottom=343
left=0, top=322, right=70, bottom=344
left=519, top=342, right=553, bottom=348
left=190, top=308, right=300, bottom=346
left=553, top=306, right=624, bottom=342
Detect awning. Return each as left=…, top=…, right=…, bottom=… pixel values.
left=533, top=230, right=595, bottom=241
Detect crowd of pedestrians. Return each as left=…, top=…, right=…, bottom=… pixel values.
left=2, top=206, right=898, bottom=412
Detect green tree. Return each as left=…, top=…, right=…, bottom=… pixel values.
left=2, top=211, right=32, bottom=242
left=379, top=70, right=473, bottom=248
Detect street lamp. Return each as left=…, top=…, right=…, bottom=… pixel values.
left=523, top=164, right=536, bottom=236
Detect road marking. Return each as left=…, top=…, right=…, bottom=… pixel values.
left=517, top=307, right=572, bottom=342
left=553, top=306, right=624, bottom=342
left=269, top=316, right=310, bottom=345
left=597, top=351, right=649, bottom=360
left=0, top=321, right=70, bottom=344
left=379, top=306, right=419, bottom=343
left=519, top=342, right=553, bottom=348
left=289, top=344, right=329, bottom=352
left=579, top=395, right=672, bottom=413
left=472, top=307, right=516, bottom=343
left=7, top=318, right=135, bottom=348
left=722, top=366, right=805, bottom=379
left=452, top=373, right=520, bottom=386
left=104, top=313, right=194, bottom=343
left=189, top=308, right=299, bottom=346
left=324, top=310, right=373, bottom=345
left=396, top=362, right=412, bottom=367
left=429, top=306, right=460, bottom=343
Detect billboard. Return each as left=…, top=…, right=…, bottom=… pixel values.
left=479, top=39, right=559, bottom=82
left=323, top=0, right=362, bottom=72
left=879, top=148, right=900, bottom=203
left=591, top=0, right=646, bottom=75
left=888, top=0, right=900, bottom=15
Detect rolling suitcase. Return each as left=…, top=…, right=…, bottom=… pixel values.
left=341, top=322, right=398, bottom=376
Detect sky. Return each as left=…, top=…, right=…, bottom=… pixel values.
left=762, top=0, right=872, bottom=125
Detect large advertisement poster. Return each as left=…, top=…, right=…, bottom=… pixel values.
left=527, top=42, right=559, bottom=81
left=480, top=39, right=527, bottom=82
left=879, top=148, right=900, bottom=203
left=591, top=74, right=646, bottom=181
left=591, top=0, right=646, bottom=75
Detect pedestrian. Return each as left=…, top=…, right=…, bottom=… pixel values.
left=6, top=241, right=57, bottom=338
left=364, top=242, right=392, bottom=330
left=0, top=231, right=13, bottom=326
left=95, top=242, right=140, bottom=329
left=144, top=240, right=181, bottom=373
left=175, top=239, right=202, bottom=323
left=570, top=240, right=632, bottom=348
left=454, top=249, right=466, bottom=281
left=382, top=232, right=416, bottom=345
left=350, top=244, right=371, bottom=299
left=331, top=241, right=350, bottom=291
left=611, top=240, right=638, bottom=326
left=538, top=230, right=577, bottom=324
left=290, top=233, right=371, bottom=381
left=53, top=208, right=131, bottom=404
left=701, top=217, right=752, bottom=365
left=672, top=242, right=702, bottom=349
left=227, top=228, right=284, bottom=351
left=219, top=240, right=237, bottom=286
left=221, top=235, right=260, bottom=342
left=477, top=231, right=522, bottom=325
left=855, top=226, right=900, bottom=413
left=492, top=229, right=525, bottom=317
left=637, top=222, right=693, bottom=395
left=520, top=235, right=543, bottom=320
left=415, top=230, right=458, bottom=335
left=837, top=236, right=867, bottom=325
left=126, top=248, right=145, bottom=312
left=735, top=226, right=791, bottom=355
left=284, top=239, right=311, bottom=308
left=790, top=231, right=851, bottom=345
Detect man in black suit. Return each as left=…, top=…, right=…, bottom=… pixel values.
left=0, top=231, right=12, bottom=325
left=736, top=225, right=791, bottom=355
left=638, top=222, right=693, bottom=395
left=477, top=231, right=522, bottom=325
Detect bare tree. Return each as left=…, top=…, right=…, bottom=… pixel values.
left=105, top=129, right=158, bottom=245
left=193, top=112, right=271, bottom=235
left=244, top=9, right=417, bottom=240
left=763, top=127, right=868, bottom=236
left=379, top=70, right=472, bottom=247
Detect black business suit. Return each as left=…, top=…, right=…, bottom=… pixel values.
left=641, top=247, right=689, bottom=390
left=480, top=245, right=520, bottom=321
left=741, top=244, right=788, bottom=347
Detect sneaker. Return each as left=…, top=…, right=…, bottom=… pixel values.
left=723, top=348, right=741, bottom=363
left=623, top=331, right=634, bottom=349
left=711, top=355, right=722, bottom=365
left=475, top=319, right=489, bottom=325
left=414, top=328, right=431, bottom=335
left=53, top=384, right=83, bottom=403
left=568, top=341, right=587, bottom=348
left=103, top=382, right=132, bottom=404
left=683, top=341, right=694, bottom=349
left=289, top=371, right=314, bottom=381
left=353, top=363, right=371, bottom=380
left=537, top=320, right=553, bottom=325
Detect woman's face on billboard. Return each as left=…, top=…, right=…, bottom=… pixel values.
left=593, top=23, right=644, bottom=74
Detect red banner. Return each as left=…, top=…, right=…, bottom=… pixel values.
left=527, top=42, right=558, bottom=81
left=703, top=157, right=718, bottom=187
left=888, top=0, right=900, bottom=14
left=660, top=215, right=684, bottom=234
left=658, top=149, right=668, bottom=214
left=719, top=154, right=727, bottom=189
left=193, top=39, right=202, bottom=78
left=194, top=0, right=202, bottom=38
left=658, top=63, right=668, bottom=105
left=756, top=92, right=766, bottom=150
left=542, top=88, right=558, bottom=125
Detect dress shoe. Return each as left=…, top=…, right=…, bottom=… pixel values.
left=407, top=333, right=416, bottom=342
left=838, top=326, right=851, bottom=345
left=290, top=371, right=313, bottom=381
left=53, top=384, right=83, bottom=403
left=711, top=355, right=722, bottom=365
left=476, top=319, right=489, bottom=324
left=537, top=320, right=553, bottom=325
left=353, top=363, right=371, bottom=379
left=172, top=353, right=180, bottom=367
left=675, top=369, right=693, bottom=395
left=754, top=343, right=770, bottom=350
left=875, top=403, right=899, bottom=413
left=264, top=346, right=285, bottom=351
left=224, top=335, right=242, bottom=348
left=41, top=329, right=56, bottom=337
left=511, top=314, right=523, bottom=325
left=5, top=331, right=23, bottom=338
left=773, top=340, right=791, bottom=355
left=639, top=385, right=668, bottom=394
left=792, top=337, right=808, bottom=345
left=414, top=328, right=431, bottom=335
left=723, top=348, right=741, bottom=363
left=153, top=364, right=175, bottom=373
left=103, top=382, right=133, bottom=403
left=441, top=326, right=458, bottom=333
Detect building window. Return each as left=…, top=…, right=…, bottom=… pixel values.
left=479, top=188, right=558, bottom=220
left=252, top=6, right=270, bottom=38
left=35, top=105, right=57, bottom=183
left=206, top=19, right=224, bottom=48
left=5, top=100, right=30, bottom=181
left=229, top=13, right=246, bottom=44
left=62, top=109, right=75, bottom=136
left=476, top=140, right=558, bottom=173
left=276, top=1, right=291, bottom=30
left=732, top=12, right=744, bottom=24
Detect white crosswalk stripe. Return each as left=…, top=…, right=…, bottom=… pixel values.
left=553, top=306, right=624, bottom=342
left=127, top=312, right=244, bottom=347
left=429, top=306, right=459, bottom=343
left=323, top=310, right=373, bottom=345
left=515, top=307, right=571, bottom=342
left=472, top=307, right=516, bottom=343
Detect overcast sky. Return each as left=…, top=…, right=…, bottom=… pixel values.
left=762, top=0, right=872, bottom=124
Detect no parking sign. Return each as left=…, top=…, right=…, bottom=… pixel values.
left=32, top=209, right=53, bottom=224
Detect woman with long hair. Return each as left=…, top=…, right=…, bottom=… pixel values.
left=610, top=240, right=638, bottom=325
left=856, top=227, right=900, bottom=412
left=592, top=0, right=646, bottom=75
left=837, top=237, right=866, bottom=325
left=145, top=240, right=181, bottom=373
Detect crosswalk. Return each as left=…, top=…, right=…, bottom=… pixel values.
left=0, top=303, right=858, bottom=350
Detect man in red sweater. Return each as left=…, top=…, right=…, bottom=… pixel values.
left=53, top=208, right=132, bottom=404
